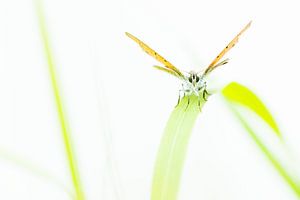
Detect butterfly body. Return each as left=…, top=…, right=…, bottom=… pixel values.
left=182, top=72, right=205, bottom=96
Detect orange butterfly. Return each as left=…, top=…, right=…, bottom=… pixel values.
left=126, top=21, right=251, bottom=109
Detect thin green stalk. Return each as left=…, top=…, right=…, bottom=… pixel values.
left=227, top=105, right=300, bottom=197
left=35, top=1, right=85, bottom=199
left=151, top=95, right=205, bottom=200
left=222, top=82, right=300, bottom=197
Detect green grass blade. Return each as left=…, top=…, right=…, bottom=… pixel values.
left=222, top=82, right=281, bottom=137
left=226, top=105, right=300, bottom=197
left=151, top=95, right=205, bottom=200
left=35, top=1, right=85, bottom=199
left=222, top=82, right=300, bottom=197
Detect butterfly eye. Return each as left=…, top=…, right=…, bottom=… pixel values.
left=196, top=76, right=200, bottom=82
left=188, top=77, right=193, bottom=83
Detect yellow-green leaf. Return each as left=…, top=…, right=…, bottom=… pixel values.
left=222, top=82, right=281, bottom=138
left=151, top=95, right=205, bottom=200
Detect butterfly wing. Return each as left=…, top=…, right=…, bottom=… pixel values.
left=153, top=65, right=184, bottom=79
left=203, top=21, right=252, bottom=75
left=126, top=32, right=184, bottom=78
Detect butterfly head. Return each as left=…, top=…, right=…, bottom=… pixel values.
left=187, top=71, right=202, bottom=87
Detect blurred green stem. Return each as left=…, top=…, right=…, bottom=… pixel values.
left=222, top=82, right=300, bottom=197
left=35, top=1, right=85, bottom=199
left=227, top=104, right=300, bottom=197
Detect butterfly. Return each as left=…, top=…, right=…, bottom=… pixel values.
left=126, top=21, right=251, bottom=109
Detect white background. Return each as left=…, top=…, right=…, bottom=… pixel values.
left=1, top=0, right=300, bottom=199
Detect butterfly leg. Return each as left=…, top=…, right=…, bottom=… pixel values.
left=175, top=90, right=182, bottom=107
left=175, top=84, right=185, bottom=107
left=197, top=86, right=204, bottom=110
left=203, top=82, right=210, bottom=101
left=197, top=95, right=202, bottom=111
left=203, top=90, right=208, bottom=101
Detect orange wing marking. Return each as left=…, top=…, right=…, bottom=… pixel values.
left=204, top=21, right=252, bottom=75
left=126, top=32, right=184, bottom=77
